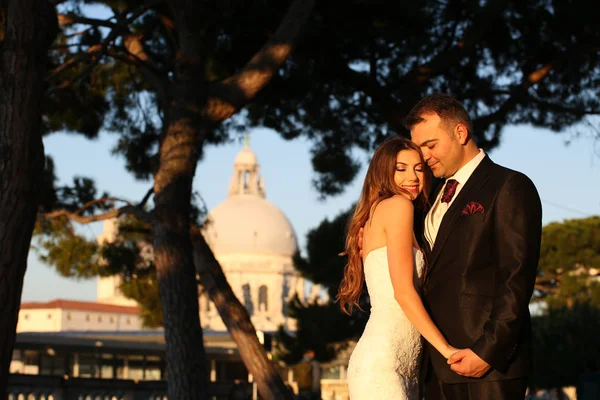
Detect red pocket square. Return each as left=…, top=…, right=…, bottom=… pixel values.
left=462, top=202, right=484, bottom=215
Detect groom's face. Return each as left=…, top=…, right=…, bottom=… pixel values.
left=410, top=113, right=461, bottom=179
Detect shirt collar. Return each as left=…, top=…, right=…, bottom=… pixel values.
left=448, top=149, right=486, bottom=186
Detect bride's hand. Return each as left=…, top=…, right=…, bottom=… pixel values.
left=443, top=345, right=459, bottom=360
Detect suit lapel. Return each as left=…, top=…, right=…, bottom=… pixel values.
left=425, top=157, right=492, bottom=280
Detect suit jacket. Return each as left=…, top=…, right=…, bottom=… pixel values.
left=421, top=156, right=542, bottom=384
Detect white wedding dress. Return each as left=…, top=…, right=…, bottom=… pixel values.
left=347, top=246, right=425, bottom=400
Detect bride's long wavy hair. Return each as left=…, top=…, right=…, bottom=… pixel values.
left=337, top=137, right=429, bottom=315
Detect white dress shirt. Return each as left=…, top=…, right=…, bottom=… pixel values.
left=425, top=149, right=486, bottom=248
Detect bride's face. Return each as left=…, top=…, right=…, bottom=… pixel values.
left=394, top=149, right=424, bottom=199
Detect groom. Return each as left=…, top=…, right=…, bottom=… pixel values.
left=406, top=94, right=542, bottom=399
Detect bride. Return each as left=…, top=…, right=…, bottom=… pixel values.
left=338, top=137, right=457, bottom=400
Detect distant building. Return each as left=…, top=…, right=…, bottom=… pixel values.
left=96, top=139, right=307, bottom=332
left=13, top=141, right=346, bottom=399
left=20, top=140, right=306, bottom=334
left=17, top=300, right=143, bottom=333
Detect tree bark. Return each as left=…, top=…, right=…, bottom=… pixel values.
left=192, top=230, right=295, bottom=400
left=152, top=66, right=210, bottom=400
left=152, top=168, right=209, bottom=399
left=0, top=0, right=57, bottom=395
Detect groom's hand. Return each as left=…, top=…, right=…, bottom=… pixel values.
left=447, top=349, right=491, bottom=378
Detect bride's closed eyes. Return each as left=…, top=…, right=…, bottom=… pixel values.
left=395, top=163, right=424, bottom=172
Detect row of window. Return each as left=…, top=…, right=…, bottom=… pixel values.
left=21, top=313, right=133, bottom=324
left=12, top=348, right=346, bottom=383
left=11, top=349, right=164, bottom=380
left=11, top=349, right=253, bottom=382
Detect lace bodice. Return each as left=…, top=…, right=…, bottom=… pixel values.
left=347, top=246, right=425, bottom=400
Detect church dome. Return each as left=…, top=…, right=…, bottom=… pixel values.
left=204, top=196, right=297, bottom=256
left=203, top=138, right=297, bottom=257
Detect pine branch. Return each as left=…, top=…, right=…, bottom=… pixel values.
left=333, top=59, right=406, bottom=133
left=48, top=49, right=99, bottom=80
left=41, top=204, right=151, bottom=224
left=395, top=0, right=509, bottom=88
left=48, top=0, right=164, bottom=93
left=528, top=96, right=600, bottom=116
left=139, top=187, right=154, bottom=207
left=57, top=14, right=118, bottom=29
left=205, top=0, right=316, bottom=123
left=41, top=196, right=151, bottom=224
left=77, top=196, right=132, bottom=211
left=107, top=40, right=169, bottom=107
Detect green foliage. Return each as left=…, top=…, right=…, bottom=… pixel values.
left=47, top=1, right=237, bottom=180
left=242, top=0, right=600, bottom=194
left=47, top=0, right=600, bottom=196
left=120, top=275, right=163, bottom=327
left=97, top=215, right=166, bottom=327
left=35, top=217, right=100, bottom=279
left=540, top=217, right=600, bottom=273
left=531, top=304, right=600, bottom=389
left=546, top=274, right=600, bottom=310
left=34, top=161, right=111, bottom=280
left=285, top=212, right=600, bottom=367
left=537, top=216, right=600, bottom=308
left=34, top=211, right=165, bottom=327
left=38, top=155, right=113, bottom=214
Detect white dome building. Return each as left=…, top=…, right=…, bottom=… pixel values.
left=96, top=140, right=305, bottom=333
left=200, top=140, right=305, bottom=332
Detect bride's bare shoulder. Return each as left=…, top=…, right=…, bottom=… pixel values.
left=372, top=195, right=414, bottom=222
left=379, top=195, right=413, bottom=211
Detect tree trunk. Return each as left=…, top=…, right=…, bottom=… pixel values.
left=192, top=230, right=295, bottom=400
left=149, top=1, right=215, bottom=398
left=152, top=83, right=210, bottom=400
left=0, top=0, right=57, bottom=395
left=152, top=130, right=209, bottom=399
left=152, top=190, right=209, bottom=399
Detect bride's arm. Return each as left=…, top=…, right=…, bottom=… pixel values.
left=379, top=196, right=457, bottom=359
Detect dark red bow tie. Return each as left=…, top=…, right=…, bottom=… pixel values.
left=441, top=179, right=459, bottom=203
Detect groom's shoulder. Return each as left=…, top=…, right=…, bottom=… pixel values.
left=486, top=159, right=539, bottom=194
left=486, top=157, right=532, bottom=182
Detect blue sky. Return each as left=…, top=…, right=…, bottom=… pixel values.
left=21, top=124, right=600, bottom=302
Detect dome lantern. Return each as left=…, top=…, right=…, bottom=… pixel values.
left=229, top=134, right=265, bottom=198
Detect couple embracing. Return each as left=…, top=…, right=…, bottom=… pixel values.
left=339, top=94, right=542, bottom=400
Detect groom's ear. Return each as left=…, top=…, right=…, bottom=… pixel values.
left=454, top=123, right=470, bottom=145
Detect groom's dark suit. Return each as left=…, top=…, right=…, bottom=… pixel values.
left=420, top=156, right=542, bottom=399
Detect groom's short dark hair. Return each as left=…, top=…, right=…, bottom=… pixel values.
left=404, top=93, right=473, bottom=136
